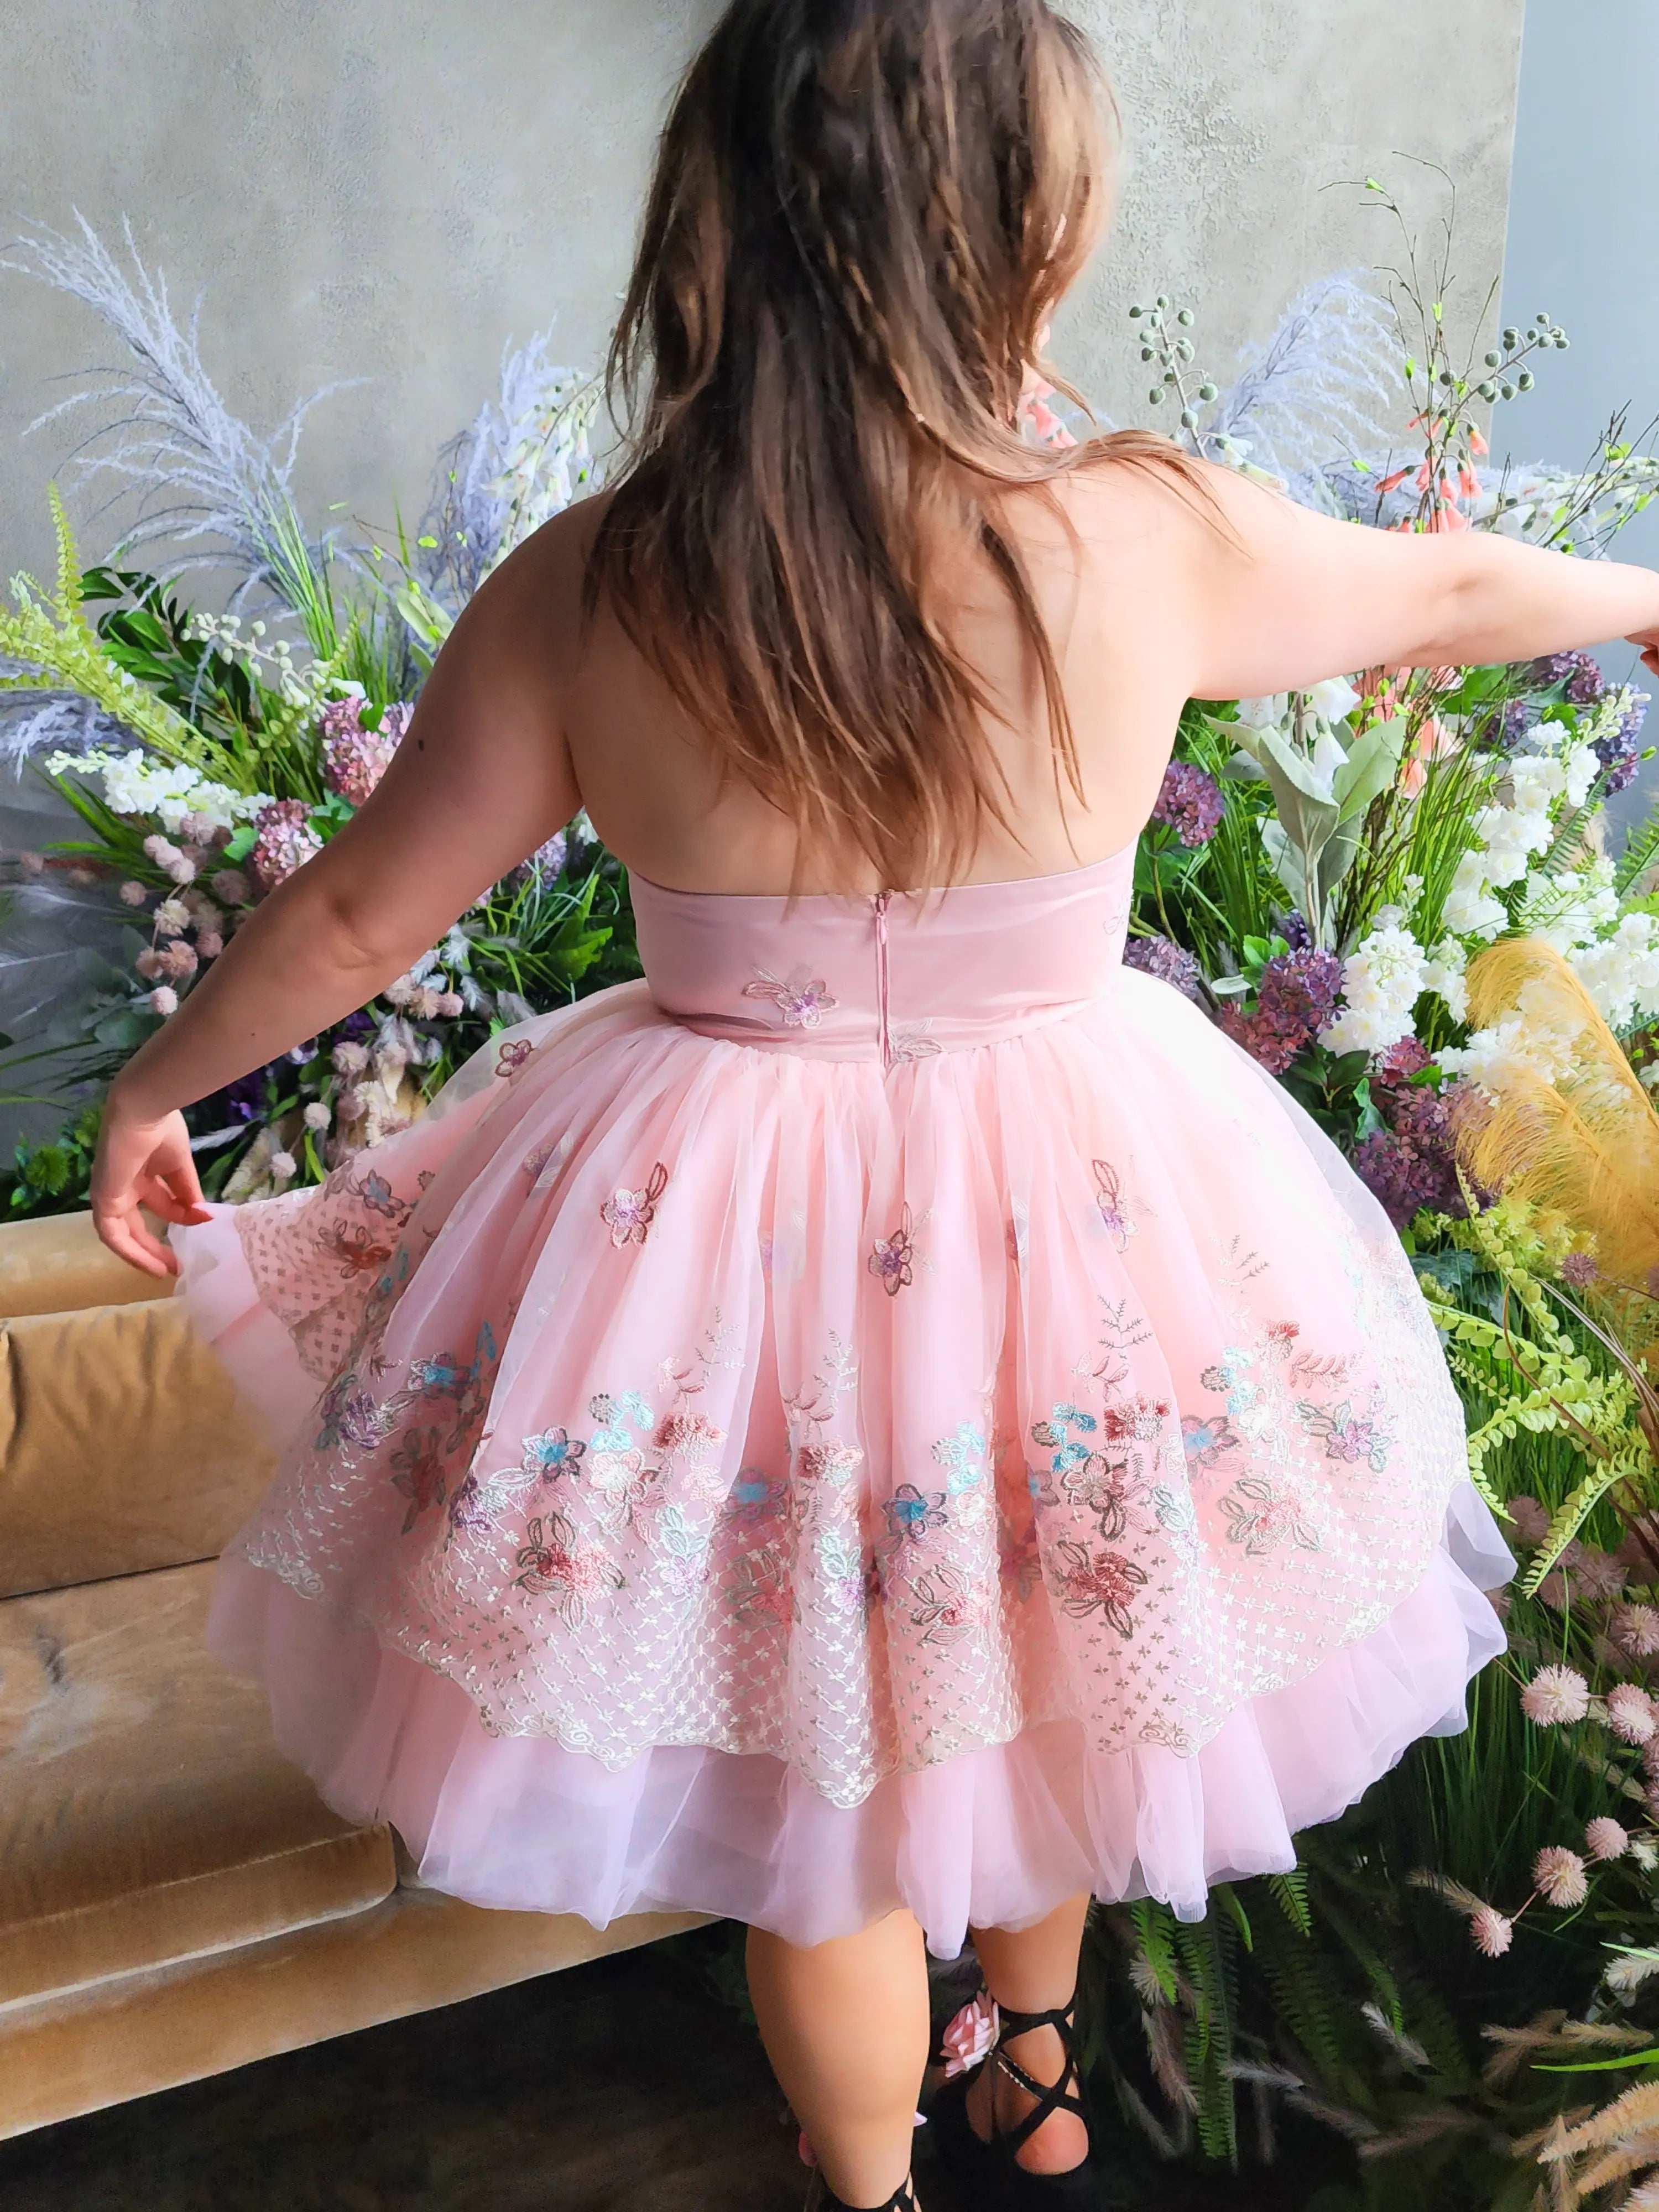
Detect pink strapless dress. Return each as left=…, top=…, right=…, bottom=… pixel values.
left=174, top=838, right=1512, bottom=1959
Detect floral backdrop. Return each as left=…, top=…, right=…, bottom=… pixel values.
left=4, top=184, right=1659, bottom=2209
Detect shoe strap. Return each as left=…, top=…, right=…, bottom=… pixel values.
left=989, top=1991, right=1088, bottom=2158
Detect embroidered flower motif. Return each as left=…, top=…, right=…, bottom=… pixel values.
left=312, top=1370, right=393, bottom=1453
left=868, top=1203, right=916, bottom=1296
left=931, top=1422, right=988, bottom=1495
left=514, top=1509, right=624, bottom=1626
left=1060, top=1449, right=1139, bottom=1540
left=1220, top=1475, right=1323, bottom=1556
left=586, top=1446, right=660, bottom=1532
left=1298, top=1397, right=1391, bottom=1472
left=601, top=1161, right=670, bottom=1247
left=1181, top=1413, right=1240, bottom=1472
left=322, top=1223, right=399, bottom=1281
left=654, top=1408, right=727, bottom=1457
left=1151, top=1483, right=1200, bottom=1560
left=353, top=1169, right=408, bottom=1219
left=654, top=1503, right=713, bottom=1613
left=818, top=1526, right=877, bottom=1616
left=496, top=1037, right=535, bottom=1079
left=1051, top=1539, right=1148, bottom=1636
left=723, top=1467, right=788, bottom=1524
left=1265, top=1319, right=1302, bottom=1358
left=389, top=1426, right=448, bottom=1532
left=522, top=1426, right=586, bottom=1480
left=1102, top=1394, right=1171, bottom=1444
left=908, top=1562, right=989, bottom=1647
left=889, top=1020, right=943, bottom=1063
left=882, top=1482, right=948, bottom=1548
left=797, top=1440, right=864, bottom=1488
left=524, top=1133, right=573, bottom=1182
left=724, top=1543, right=792, bottom=1628
left=742, top=965, right=838, bottom=1027
left=1093, top=1157, right=1138, bottom=1251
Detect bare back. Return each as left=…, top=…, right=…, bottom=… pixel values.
left=542, top=466, right=1198, bottom=897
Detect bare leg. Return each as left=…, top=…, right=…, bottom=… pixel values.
left=746, top=1908, right=930, bottom=2208
left=965, top=1891, right=1093, bottom=2174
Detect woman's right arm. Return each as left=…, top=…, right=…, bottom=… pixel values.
left=1139, top=455, right=1659, bottom=701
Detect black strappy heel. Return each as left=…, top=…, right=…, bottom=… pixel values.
left=802, top=2169, right=919, bottom=2210
left=929, top=1989, right=1099, bottom=2207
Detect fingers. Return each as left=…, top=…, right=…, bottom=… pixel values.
left=93, top=1204, right=179, bottom=1279
left=140, top=1171, right=213, bottom=1227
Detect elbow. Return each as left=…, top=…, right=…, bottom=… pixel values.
left=278, top=865, right=428, bottom=992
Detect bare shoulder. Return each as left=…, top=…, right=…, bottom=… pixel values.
left=448, top=489, right=619, bottom=668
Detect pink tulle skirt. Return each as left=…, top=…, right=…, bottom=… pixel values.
left=176, top=851, right=1514, bottom=1959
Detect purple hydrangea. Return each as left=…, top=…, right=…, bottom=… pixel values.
left=1219, top=947, right=1343, bottom=1074
left=1594, top=691, right=1648, bottom=796
left=1496, top=698, right=1540, bottom=752
left=321, top=699, right=411, bottom=807
left=1280, top=909, right=1314, bottom=952
left=1351, top=1043, right=1475, bottom=1227
left=1529, top=650, right=1605, bottom=702
left=1124, top=934, right=1206, bottom=1001
left=1151, top=762, right=1225, bottom=847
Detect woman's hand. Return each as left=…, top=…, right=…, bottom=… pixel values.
left=90, top=1097, right=213, bottom=1279
left=1627, top=625, right=1659, bottom=680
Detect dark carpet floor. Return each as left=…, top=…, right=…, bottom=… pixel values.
left=0, top=1935, right=1318, bottom=2210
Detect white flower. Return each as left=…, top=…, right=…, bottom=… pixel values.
left=1306, top=727, right=1350, bottom=800
left=1236, top=693, right=1289, bottom=731
left=1571, top=912, right=1659, bottom=1030
left=302, top=1100, right=331, bottom=1132
left=152, top=896, right=191, bottom=940
left=1441, top=850, right=1508, bottom=941
left=1565, top=741, right=1601, bottom=808
left=269, top=1150, right=298, bottom=1183
left=1308, top=675, right=1363, bottom=724
left=1318, top=921, right=1428, bottom=1058
left=1420, top=936, right=1469, bottom=1020
left=1520, top=1664, right=1592, bottom=1725
left=148, top=985, right=179, bottom=1016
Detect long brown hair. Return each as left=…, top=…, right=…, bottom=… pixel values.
left=586, top=0, right=1203, bottom=895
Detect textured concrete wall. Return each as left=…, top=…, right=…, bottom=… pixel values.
left=1, top=0, right=1524, bottom=584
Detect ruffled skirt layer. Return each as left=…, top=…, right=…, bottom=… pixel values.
left=179, top=973, right=1513, bottom=1959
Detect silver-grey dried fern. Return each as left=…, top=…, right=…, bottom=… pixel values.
left=2, top=213, right=352, bottom=641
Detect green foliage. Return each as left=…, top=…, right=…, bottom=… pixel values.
left=0, top=491, right=207, bottom=769
left=1, top=1105, right=101, bottom=1217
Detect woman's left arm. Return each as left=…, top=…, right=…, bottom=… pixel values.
left=89, top=522, right=585, bottom=1276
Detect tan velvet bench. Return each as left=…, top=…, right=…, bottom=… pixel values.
left=0, top=1210, right=708, bottom=2140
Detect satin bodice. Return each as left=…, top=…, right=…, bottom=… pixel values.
left=628, top=840, right=1136, bottom=1067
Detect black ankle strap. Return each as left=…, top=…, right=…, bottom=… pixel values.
left=989, top=1990, right=1087, bottom=2158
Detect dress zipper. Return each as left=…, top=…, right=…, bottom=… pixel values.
left=872, top=889, right=893, bottom=1074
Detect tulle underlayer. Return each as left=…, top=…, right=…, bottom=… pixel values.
left=180, top=963, right=1515, bottom=1961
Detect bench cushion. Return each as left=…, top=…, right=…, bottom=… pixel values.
left=0, top=1559, right=397, bottom=2008
left=0, top=1211, right=170, bottom=1321
left=0, top=1294, right=276, bottom=1599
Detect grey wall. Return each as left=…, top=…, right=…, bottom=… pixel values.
left=1, top=0, right=1525, bottom=587
left=1500, top=0, right=1659, bottom=840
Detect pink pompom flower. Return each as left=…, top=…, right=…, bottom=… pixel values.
left=1616, top=1604, right=1659, bottom=1657
left=1586, top=1818, right=1630, bottom=1863
left=157, top=938, right=199, bottom=981
left=134, top=947, right=165, bottom=982
left=1520, top=1666, right=1592, bottom=1726
left=1606, top=1685, right=1657, bottom=1746
left=1470, top=1907, right=1513, bottom=1958
left=941, top=1991, right=1000, bottom=2079
left=1533, top=1845, right=1589, bottom=1909
left=119, top=879, right=148, bottom=907
left=148, top=985, right=179, bottom=1017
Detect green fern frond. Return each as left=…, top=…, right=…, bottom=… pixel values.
left=1, top=498, right=206, bottom=771
left=1266, top=1867, right=1313, bottom=1937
